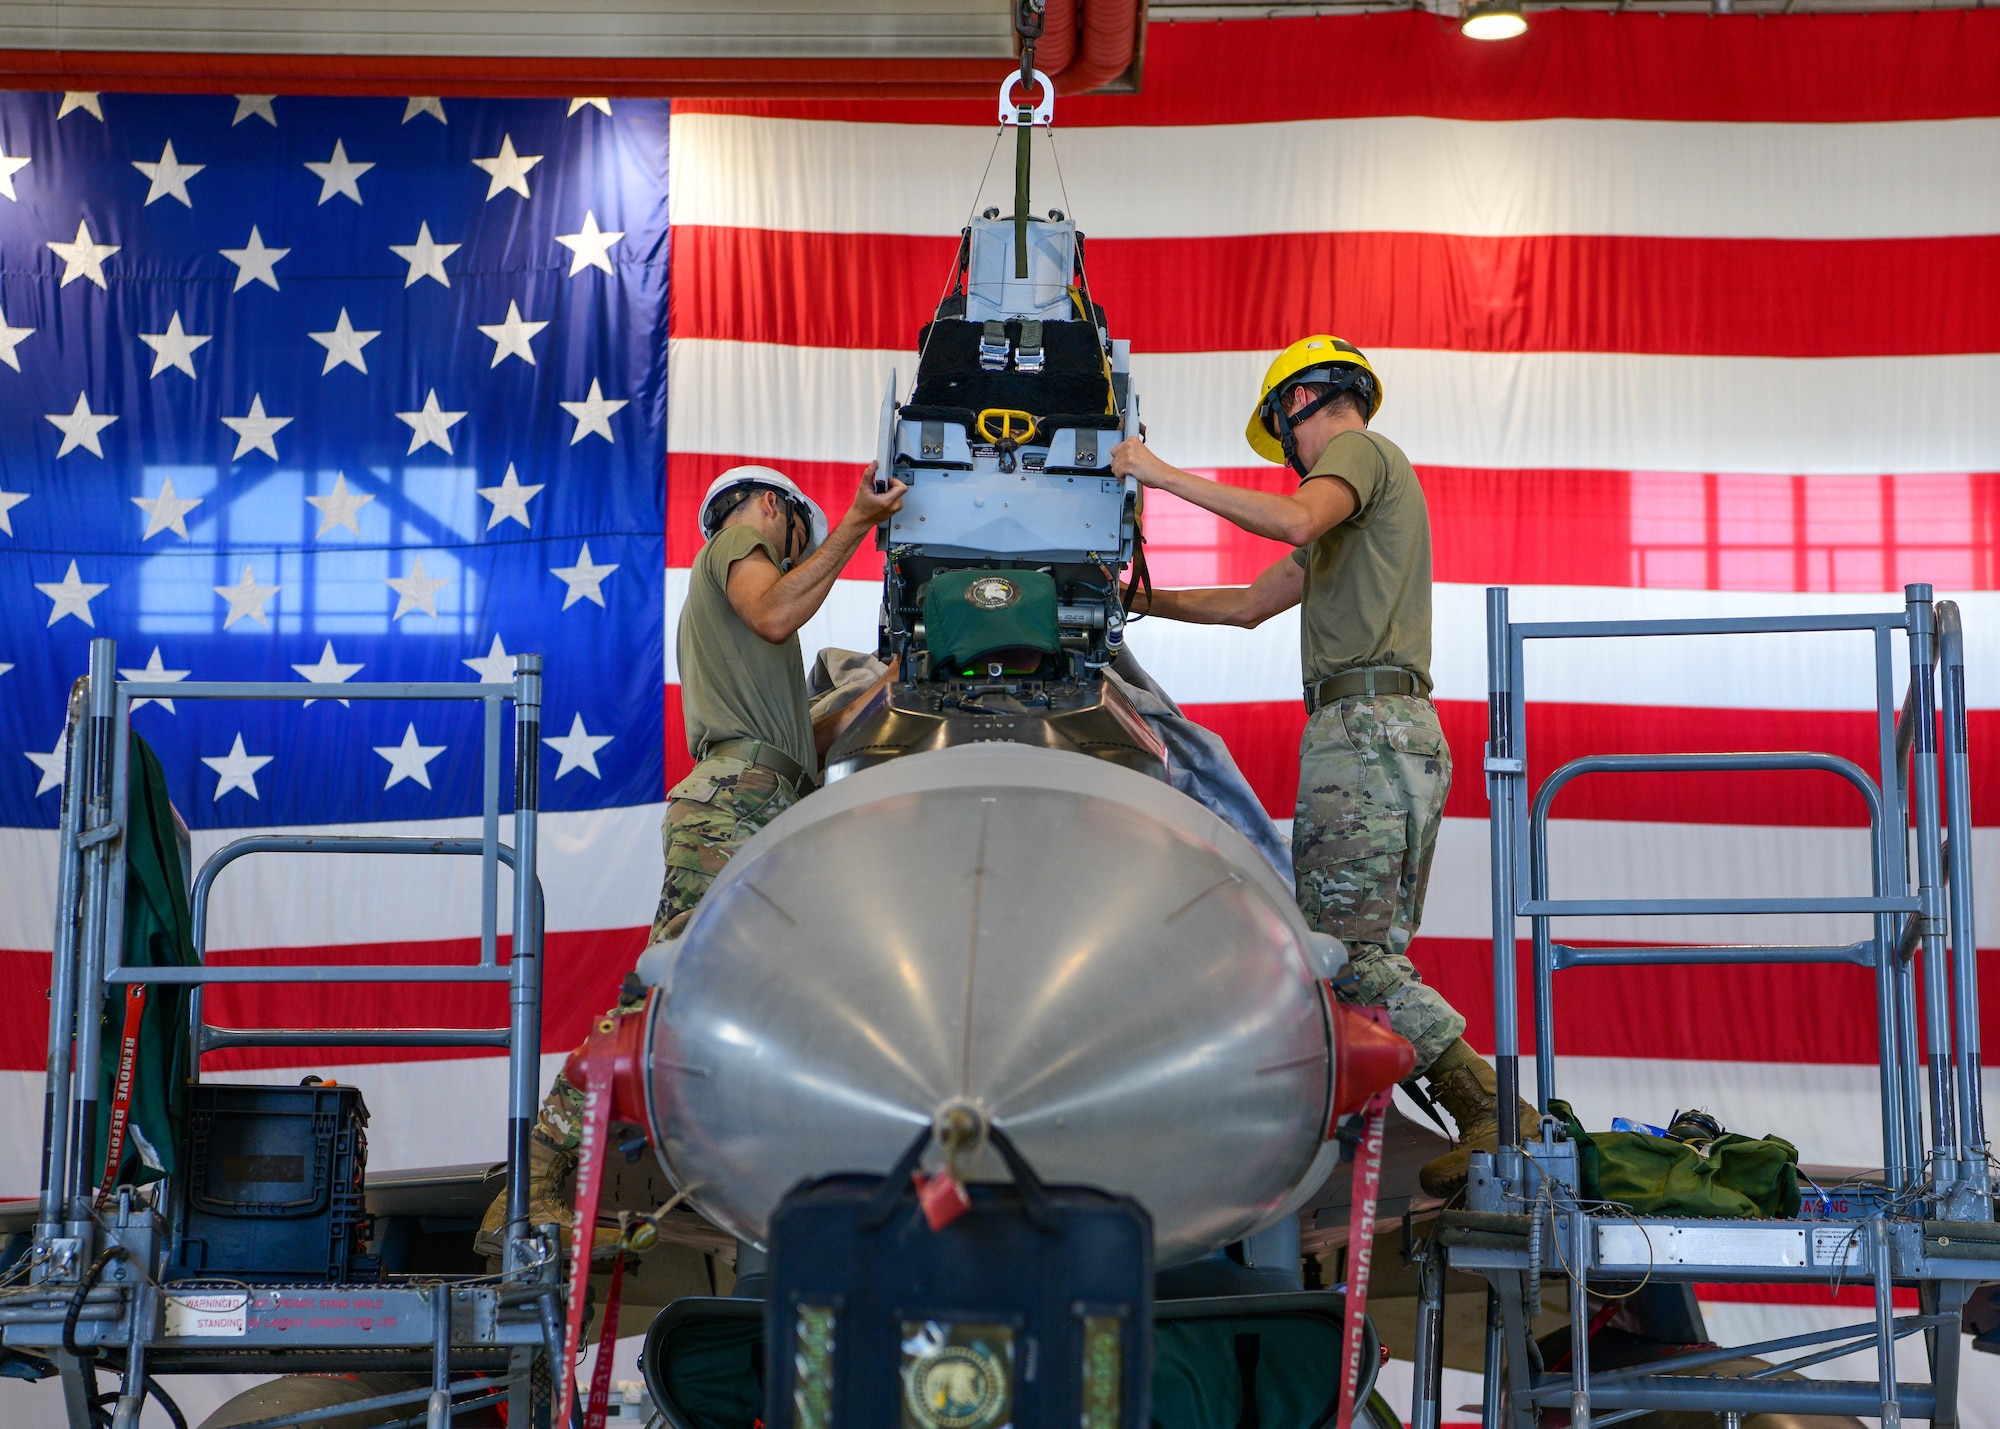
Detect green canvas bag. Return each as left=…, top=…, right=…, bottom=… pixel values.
left=90, top=735, right=198, bottom=1189
left=1549, top=1101, right=1802, bottom=1219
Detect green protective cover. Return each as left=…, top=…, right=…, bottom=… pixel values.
left=662, top=1316, right=764, bottom=1429
left=656, top=1306, right=1358, bottom=1429
left=923, top=568, right=1061, bottom=677
left=1152, top=1313, right=1346, bottom=1429
left=91, top=735, right=198, bottom=1189
left=1550, top=1100, right=1802, bottom=1219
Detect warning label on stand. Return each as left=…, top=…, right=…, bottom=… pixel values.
left=1812, top=1225, right=1865, bottom=1268
left=165, top=1292, right=249, bottom=1337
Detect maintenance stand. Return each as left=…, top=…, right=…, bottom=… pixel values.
left=5, top=637, right=562, bottom=1429
left=1412, top=584, right=1992, bottom=1428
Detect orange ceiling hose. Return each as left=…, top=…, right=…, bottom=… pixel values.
left=1053, top=0, right=1141, bottom=95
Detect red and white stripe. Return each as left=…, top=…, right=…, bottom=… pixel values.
left=663, top=14, right=2000, bottom=1414
left=0, top=805, right=659, bottom=1182
left=660, top=10, right=2000, bottom=1149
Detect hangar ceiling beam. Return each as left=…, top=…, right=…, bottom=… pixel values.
left=0, top=0, right=1147, bottom=96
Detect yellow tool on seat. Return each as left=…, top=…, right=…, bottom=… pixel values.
left=976, top=408, right=1037, bottom=445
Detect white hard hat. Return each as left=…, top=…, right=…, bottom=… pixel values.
left=698, top=465, right=829, bottom=555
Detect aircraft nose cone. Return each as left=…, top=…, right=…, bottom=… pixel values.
left=644, top=744, right=1346, bottom=1265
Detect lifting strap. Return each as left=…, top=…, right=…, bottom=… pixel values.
left=581, top=1246, right=628, bottom=1429
left=1335, top=1068, right=1395, bottom=1429
left=558, top=1017, right=620, bottom=1429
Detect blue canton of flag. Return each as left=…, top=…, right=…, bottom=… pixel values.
left=0, top=92, right=667, bottom=830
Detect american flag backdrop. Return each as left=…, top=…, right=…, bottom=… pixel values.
left=0, top=92, right=670, bottom=1187
left=661, top=11, right=2000, bottom=1416
left=3, top=10, right=2000, bottom=1421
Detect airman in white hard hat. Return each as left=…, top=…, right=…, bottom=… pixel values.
left=696, top=465, right=830, bottom=567
left=478, top=460, right=904, bottom=1260
left=665, top=461, right=903, bottom=925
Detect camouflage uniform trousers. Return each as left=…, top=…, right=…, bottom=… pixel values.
left=1293, top=693, right=1463, bottom=1076
left=536, top=755, right=803, bottom=1153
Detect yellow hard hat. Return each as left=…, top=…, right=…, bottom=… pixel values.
left=1243, top=336, right=1383, bottom=466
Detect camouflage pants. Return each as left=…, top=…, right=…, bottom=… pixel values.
left=536, top=755, right=803, bottom=1153
left=649, top=756, right=803, bottom=942
left=1293, top=694, right=1463, bottom=1076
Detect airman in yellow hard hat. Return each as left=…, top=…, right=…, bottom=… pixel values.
left=1112, top=336, right=1529, bottom=1199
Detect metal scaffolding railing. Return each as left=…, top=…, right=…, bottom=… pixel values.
left=1412, top=584, right=1992, bottom=1429
left=16, top=636, right=560, bottom=1429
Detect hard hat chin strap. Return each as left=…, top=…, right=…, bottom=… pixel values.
left=1266, top=370, right=1370, bottom=480
left=777, top=496, right=810, bottom=573
left=1268, top=385, right=1342, bottom=480
left=714, top=482, right=809, bottom=570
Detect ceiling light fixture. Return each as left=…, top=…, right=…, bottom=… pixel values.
left=1461, top=0, right=1529, bottom=40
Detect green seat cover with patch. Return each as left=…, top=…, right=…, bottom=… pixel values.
left=924, top=569, right=1061, bottom=677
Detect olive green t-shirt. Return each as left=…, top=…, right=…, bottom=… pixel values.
left=676, top=523, right=817, bottom=775
left=1289, top=428, right=1434, bottom=694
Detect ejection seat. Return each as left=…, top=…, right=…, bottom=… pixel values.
left=902, top=307, right=1121, bottom=472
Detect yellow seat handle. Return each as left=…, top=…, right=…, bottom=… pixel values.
left=976, top=408, right=1037, bottom=445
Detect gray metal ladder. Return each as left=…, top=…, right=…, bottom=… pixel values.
left=7, top=636, right=564, bottom=1429
left=1410, top=584, right=1992, bottom=1429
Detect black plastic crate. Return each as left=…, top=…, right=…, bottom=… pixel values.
left=169, top=1081, right=379, bottom=1283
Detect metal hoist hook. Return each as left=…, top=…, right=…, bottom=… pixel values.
left=1006, top=0, right=1051, bottom=279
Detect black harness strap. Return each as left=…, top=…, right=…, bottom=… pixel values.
left=1123, top=521, right=1153, bottom=622
left=779, top=500, right=805, bottom=571
left=1233, top=1332, right=1263, bottom=1429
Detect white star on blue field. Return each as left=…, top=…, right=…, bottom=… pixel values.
left=0, top=93, right=666, bottom=829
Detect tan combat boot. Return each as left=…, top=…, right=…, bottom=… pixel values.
left=475, top=1134, right=621, bottom=1261
left=1416, top=1039, right=1539, bottom=1200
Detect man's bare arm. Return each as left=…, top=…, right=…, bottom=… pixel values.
left=727, top=465, right=905, bottom=643
left=1112, top=438, right=1356, bottom=546
left=1136, top=554, right=1304, bottom=629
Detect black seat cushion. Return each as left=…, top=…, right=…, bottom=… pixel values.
left=911, top=319, right=1112, bottom=419
left=1038, top=412, right=1123, bottom=431
left=899, top=403, right=978, bottom=429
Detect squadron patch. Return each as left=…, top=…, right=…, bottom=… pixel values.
left=964, top=576, right=1020, bottom=611
left=901, top=1321, right=1013, bottom=1429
